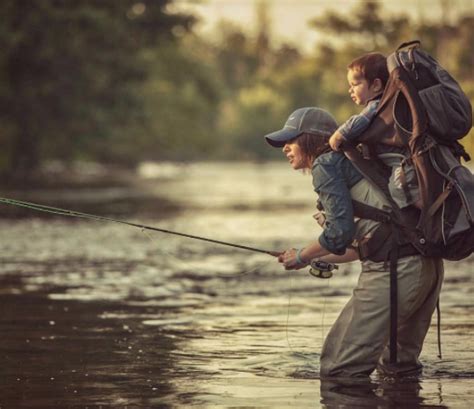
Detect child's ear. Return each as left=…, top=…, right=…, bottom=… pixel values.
left=372, top=78, right=383, bottom=93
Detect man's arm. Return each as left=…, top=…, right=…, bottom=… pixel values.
left=314, top=158, right=356, bottom=256
left=279, top=245, right=358, bottom=270
left=319, top=248, right=359, bottom=264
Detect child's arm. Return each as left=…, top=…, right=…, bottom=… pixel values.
left=329, top=130, right=345, bottom=151
left=334, top=100, right=380, bottom=148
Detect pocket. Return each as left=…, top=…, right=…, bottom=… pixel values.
left=418, top=84, right=460, bottom=141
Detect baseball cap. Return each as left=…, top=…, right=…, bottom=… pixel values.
left=264, top=107, right=338, bottom=147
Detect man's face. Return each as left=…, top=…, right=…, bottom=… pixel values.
left=282, top=139, right=307, bottom=170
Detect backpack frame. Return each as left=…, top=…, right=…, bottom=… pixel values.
left=342, top=40, right=474, bottom=365
left=345, top=40, right=474, bottom=262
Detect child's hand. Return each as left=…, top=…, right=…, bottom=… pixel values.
left=329, top=132, right=344, bottom=151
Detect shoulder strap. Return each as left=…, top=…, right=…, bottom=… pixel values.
left=343, top=145, right=395, bottom=204
left=352, top=200, right=391, bottom=223
left=396, top=40, right=421, bottom=52
left=320, top=195, right=392, bottom=224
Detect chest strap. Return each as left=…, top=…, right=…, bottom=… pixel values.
left=352, top=200, right=392, bottom=223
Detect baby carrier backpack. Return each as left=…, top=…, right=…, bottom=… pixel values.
left=342, top=40, right=474, bottom=364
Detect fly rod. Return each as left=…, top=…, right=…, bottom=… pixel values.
left=0, top=197, right=281, bottom=257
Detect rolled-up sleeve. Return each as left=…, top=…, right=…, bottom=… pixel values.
left=312, top=158, right=356, bottom=255
left=337, top=100, right=380, bottom=142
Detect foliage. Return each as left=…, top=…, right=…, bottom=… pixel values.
left=0, top=0, right=196, bottom=180
left=306, top=0, right=473, bottom=157
left=0, top=0, right=472, bottom=182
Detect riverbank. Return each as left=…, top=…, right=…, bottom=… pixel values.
left=0, top=162, right=183, bottom=218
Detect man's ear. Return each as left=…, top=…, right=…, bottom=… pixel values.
left=372, top=78, right=383, bottom=93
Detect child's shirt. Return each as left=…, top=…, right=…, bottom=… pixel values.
left=337, top=98, right=380, bottom=142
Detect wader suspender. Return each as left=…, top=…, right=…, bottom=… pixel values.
left=343, top=145, right=406, bottom=365
left=389, top=226, right=400, bottom=364
left=351, top=200, right=401, bottom=364
left=352, top=194, right=443, bottom=364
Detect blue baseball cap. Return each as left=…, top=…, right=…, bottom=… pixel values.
left=264, top=107, right=338, bottom=147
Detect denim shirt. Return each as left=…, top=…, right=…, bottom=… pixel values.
left=312, top=152, right=363, bottom=255
left=337, top=98, right=380, bottom=142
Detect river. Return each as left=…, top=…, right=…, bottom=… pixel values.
left=0, top=161, right=473, bottom=408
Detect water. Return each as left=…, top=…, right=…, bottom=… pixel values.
left=0, top=161, right=473, bottom=408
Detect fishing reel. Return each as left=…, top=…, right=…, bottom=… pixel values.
left=309, top=259, right=338, bottom=279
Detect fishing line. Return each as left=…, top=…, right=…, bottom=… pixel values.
left=321, top=278, right=331, bottom=347
left=0, top=197, right=280, bottom=257
left=140, top=226, right=260, bottom=278
left=0, top=196, right=276, bottom=279
left=285, top=269, right=298, bottom=355
left=140, top=227, right=187, bottom=267
left=285, top=270, right=292, bottom=349
left=3, top=196, right=328, bottom=357
left=285, top=268, right=332, bottom=361
left=285, top=269, right=312, bottom=361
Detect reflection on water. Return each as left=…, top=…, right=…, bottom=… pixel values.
left=0, top=161, right=473, bottom=408
left=320, top=377, right=450, bottom=409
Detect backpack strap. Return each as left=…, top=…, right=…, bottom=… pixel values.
left=453, top=140, right=471, bottom=162
left=396, top=40, right=421, bottom=52
left=352, top=200, right=392, bottom=223
left=427, top=183, right=453, bottom=218
left=436, top=299, right=442, bottom=359
left=356, top=220, right=419, bottom=262
left=342, top=144, right=419, bottom=365
left=356, top=222, right=391, bottom=261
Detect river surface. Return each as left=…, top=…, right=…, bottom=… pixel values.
left=0, top=161, right=473, bottom=408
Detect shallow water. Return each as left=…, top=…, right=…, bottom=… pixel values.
left=0, top=161, right=473, bottom=408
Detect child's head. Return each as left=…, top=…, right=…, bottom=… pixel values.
left=347, top=53, right=388, bottom=106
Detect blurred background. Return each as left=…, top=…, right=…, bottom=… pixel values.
left=0, top=0, right=472, bottom=187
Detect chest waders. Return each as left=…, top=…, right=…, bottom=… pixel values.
left=351, top=200, right=419, bottom=365
left=343, top=144, right=424, bottom=365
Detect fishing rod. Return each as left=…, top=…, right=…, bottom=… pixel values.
left=1, top=196, right=336, bottom=358
left=0, top=197, right=281, bottom=257
left=0, top=197, right=339, bottom=279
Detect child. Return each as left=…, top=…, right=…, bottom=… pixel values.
left=329, top=53, right=420, bottom=209
left=329, top=53, right=387, bottom=151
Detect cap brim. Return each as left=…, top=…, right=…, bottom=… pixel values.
left=264, top=128, right=302, bottom=148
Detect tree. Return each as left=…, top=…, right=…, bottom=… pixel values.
left=0, top=0, right=195, bottom=182
left=307, top=0, right=473, bottom=157
left=309, top=1, right=410, bottom=52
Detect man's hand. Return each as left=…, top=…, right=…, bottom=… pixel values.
left=278, top=248, right=308, bottom=270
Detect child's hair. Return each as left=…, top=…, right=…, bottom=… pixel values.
left=295, top=132, right=332, bottom=165
left=348, top=53, right=389, bottom=88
